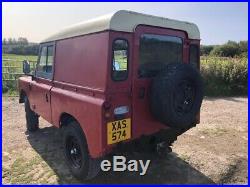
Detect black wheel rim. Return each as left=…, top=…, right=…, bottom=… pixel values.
left=174, top=80, right=195, bottom=115
left=66, top=136, right=82, bottom=169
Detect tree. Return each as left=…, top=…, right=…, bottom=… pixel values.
left=17, top=37, right=28, bottom=45
left=200, top=45, right=214, bottom=56
left=2, top=38, right=7, bottom=45
left=12, top=38, right=17, bottom=45
left=210, top=41, right=240, bottom=57
left=3, top=37, right=39, bottom=55
left=7, top=38, right=13, bottom=45
left=239, top=41, right=248, bottom=53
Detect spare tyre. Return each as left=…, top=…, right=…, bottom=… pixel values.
left=150, top=63, right=204, bottom=129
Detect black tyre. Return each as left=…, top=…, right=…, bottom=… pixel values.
left=62, top=121, right=100, bottom=180
left=24, top=96, right=39, bottom=132
left=150, top=63, right=203, bottom=129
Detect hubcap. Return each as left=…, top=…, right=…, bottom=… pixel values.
left=66, top=136, right=82, bottom=169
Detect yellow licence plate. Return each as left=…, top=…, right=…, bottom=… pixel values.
left=107, top=118, right=131, bottom=145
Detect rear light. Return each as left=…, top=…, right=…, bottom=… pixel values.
left=103, top=101, right=111, bottom=119
left=104, top=112, right=111, bottom=119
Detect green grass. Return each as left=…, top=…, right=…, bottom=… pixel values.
left=2, top=53, right=37, bottom=73
left=114, top=55, right=127, bottom=70
left=2, top=53, right=37, bottom=95
left=2, top=53, right=37, bottom=62
left=199, top=127, right=228, bottom=136
left=3, top=155, right=58, bottom=184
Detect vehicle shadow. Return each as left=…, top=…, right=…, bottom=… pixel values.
left=27, top=125, right=215, bottom=184
left=204, top=96, right=246, bottom=103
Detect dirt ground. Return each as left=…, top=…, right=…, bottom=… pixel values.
left=2, top=97, right=248, bottom=184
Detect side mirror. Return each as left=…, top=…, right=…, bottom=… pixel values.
left=23, top=60, right=31, bottom=75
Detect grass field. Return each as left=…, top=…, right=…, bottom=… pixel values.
left=2, top=54, right=37, bottom=74
left=2, top=54, right=38, bottom=62
left=2, top=54, right=37, bottom=95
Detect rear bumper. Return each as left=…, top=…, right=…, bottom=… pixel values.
left=99, top=127, right=189, bottom=157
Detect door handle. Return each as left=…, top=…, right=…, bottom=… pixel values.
left=29, top=82, right=32, bottom=90
left=139, top=87, right=145, bottom=99
left=45, top=93, right=49, bottom=102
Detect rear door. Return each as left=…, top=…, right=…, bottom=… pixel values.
left=132, top=25, right=188, bottom=138
left=28, top=43, right=55, bottom=123
left=106, top=32, right=133, bottom=144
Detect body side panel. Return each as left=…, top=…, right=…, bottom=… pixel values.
left=51, top=32, right=110, bottom=158
left=54, top=32, right=109, bottom=91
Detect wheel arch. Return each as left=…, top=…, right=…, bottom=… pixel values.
left=59, top=113, right=89, bottom=141
left=59, top=112, right=90, bottom=152
left=59, top=112, right=79, bottom=128
left=19, top=89, right=27, bottom=103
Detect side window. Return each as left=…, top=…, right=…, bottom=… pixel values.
left=37, top=46, right=47, bottom=72
left=47, top=46, right=54, bottom=73
left=112, top=39, right=128, bottom=81
left=189, top=44, right=199, bottom=68
left=36, top=44, right=54, bottom=79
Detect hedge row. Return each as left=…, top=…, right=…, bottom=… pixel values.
left=200, top=56, right=248, bottom=96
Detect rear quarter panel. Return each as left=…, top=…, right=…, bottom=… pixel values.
left=50, top=87, right=105, bottom=158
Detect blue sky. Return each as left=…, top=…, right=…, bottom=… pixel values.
left=2, top=2, right=248, bottom=45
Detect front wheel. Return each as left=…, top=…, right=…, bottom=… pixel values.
left=62, top=121, right=100, bottom=180
left=24, top=96, right=39, bottom=132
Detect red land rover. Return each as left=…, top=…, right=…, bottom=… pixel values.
left=18, top=10, right=203, bottom=180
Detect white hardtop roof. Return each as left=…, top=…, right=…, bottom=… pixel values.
left=41, top=10, right=200, bottom=43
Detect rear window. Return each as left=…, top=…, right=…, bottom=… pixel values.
left=189, top=44, right=199, bottom=68
left=139, top=34, right=183, bottom=78
left=112, top=39, right=129, bottom=81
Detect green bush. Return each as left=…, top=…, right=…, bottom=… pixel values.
left=239, top=41, right=248, bottom=54
left=2, top=81, right=17, bottom=94
left=210, top=41, right=241, bottom=57
left=208, top=40, right=247, bottom=58
left=201, top=56, right=248, bottom=96
left=200, top=45, right=215, bottom=56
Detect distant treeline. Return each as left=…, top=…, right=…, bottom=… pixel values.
left=2, top=37, right=39, bottom=56
left=2, top=38, right=248, bottom=58
left=201, top=40, right=248, bottom=58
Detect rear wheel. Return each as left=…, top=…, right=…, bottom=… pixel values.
left=62, top=121, right=100, bottom=180
left=24, top=96, right=39, bottom=132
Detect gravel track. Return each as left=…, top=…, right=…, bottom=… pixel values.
left=2, top=97, right=248, bottom=184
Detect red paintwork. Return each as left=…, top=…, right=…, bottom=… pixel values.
left=18, top=25, right=200, bottom=158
